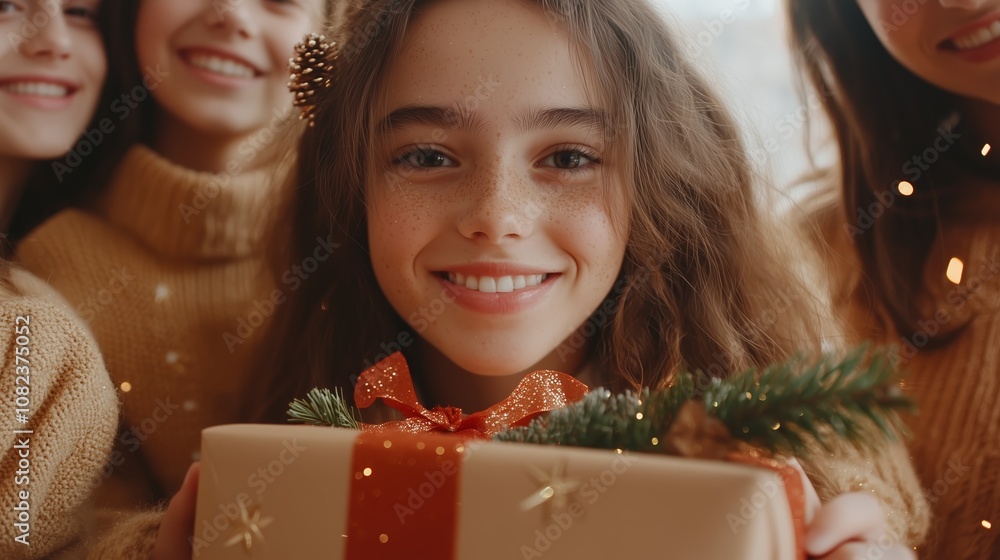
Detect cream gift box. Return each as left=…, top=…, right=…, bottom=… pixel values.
left=193, top=424, right=799, bottom=559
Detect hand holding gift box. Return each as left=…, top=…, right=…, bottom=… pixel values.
left=191, top=348, right=910, bottom=560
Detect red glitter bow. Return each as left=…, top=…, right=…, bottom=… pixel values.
left=354, top=352, right=589, bottom=439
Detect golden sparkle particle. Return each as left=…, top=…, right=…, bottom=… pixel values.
left=154, top=284, right=170, bottom=303
left=897, top=181, right=915, bottom=196
left=946, top=257, right=964, bottom=285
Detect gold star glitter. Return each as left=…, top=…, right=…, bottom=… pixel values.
left=520, top=462, right=582, bottom=519
left=225, top=500, right=274, bottom=553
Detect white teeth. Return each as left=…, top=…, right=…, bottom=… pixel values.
left=952, top=20, right=1000, bottom=51
left=479, top=277, right=497, bottom=293
left=1, top=82, right=69, bottom=97
left=497, top=276, right=514, bottom=293
left=447, top=272, right=548, bottom=294
left=187, top=53, right=255, bottom=78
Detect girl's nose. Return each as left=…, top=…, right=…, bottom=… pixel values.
left=456, top=167, right=539, bottom=243
left=203, top=2, right=258, bottom=39
left=21, top=11, right=72, bottom=60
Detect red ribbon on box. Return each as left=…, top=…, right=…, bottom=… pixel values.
left=353, top=352, right=590, bottom=438
left=345, top=430, right=466, bottom=558
left=346, top=353, right=588, bottom=558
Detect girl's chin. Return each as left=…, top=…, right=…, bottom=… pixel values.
left=450, top=359, right=540, bottom=377
left=443, top=353, right=554, bottom=378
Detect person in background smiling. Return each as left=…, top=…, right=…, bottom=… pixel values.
left=0, top=0, right=118, bottom=558
left=789, top=0, right=1000, bottom=557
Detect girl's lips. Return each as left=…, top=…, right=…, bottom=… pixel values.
left=435, top=272, right=559, bottom=314
left=177, top=47, right=262, bottom=88
left=445, top=271, right=548, bottom=293
left=939, top=15, right=1000, bottom=62
left=0, top=77, right=79, bottom=110
left=941, top=14, right=1000, bottom=46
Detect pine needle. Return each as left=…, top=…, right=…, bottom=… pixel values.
left=287, top=387, right=360, bottom=429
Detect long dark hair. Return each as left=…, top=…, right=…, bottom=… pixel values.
left=244, top=0, right=825, bottom=423
left=787, top=0, right=967, bottom=339
left=7, top=1, right=136, bottom=242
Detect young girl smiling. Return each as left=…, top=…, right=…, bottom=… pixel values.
left=789, top=1, right=999, bottom=557
left=236, top=1, right=929, bottom=557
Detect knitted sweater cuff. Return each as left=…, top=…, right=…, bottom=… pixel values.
left=86, top=510, right=163, bottom=560
left=801, top=438, right=931, bottom=547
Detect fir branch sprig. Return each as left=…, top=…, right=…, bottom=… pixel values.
left=497, top=347, right=911, bottom=457
left=287, top=388, right=361, bottom=429
left=702, top=349, right=911, bottom=454
left=496, top=373, right=696, bottom=451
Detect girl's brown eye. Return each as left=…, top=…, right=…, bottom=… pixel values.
left=553, top=151, right=582, bottom=169
left=398, top=148, right=453, bottom=168
left=541, top=149, right=599, bottom=171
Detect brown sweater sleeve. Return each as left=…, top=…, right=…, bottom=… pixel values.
left=0, top=285, right=120, bottom=559
left=84, top=509, right=163, bottom=560
left=799, top=431, right=931, bottom=547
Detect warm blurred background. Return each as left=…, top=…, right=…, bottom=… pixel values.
left=651, top=0, right=833, bottom=194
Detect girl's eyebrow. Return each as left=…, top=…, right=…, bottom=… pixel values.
left=378, top=105, right=607, bottom=135
left=512, top=107, right=608, bottom=134
left=378, top=105, right=487, bottom=134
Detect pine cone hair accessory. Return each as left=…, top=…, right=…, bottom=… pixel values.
left=288, top=33, right=335, bottom=127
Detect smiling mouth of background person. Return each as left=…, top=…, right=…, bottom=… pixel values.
left=180, top=49, right=259, bottom=79
left=940, top=19, right=1000, bottom=52
left=0, top=80, right=76, bottom=98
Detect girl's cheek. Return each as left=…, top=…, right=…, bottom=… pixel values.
left=368, top=189, right=417, bottom=237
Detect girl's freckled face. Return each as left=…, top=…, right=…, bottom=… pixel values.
left=367, top=0, right=629, bottom=377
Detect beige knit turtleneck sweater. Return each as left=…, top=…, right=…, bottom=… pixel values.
left=805, top=179, right=1000, bottom=559
left=0, top=268, right=119, bottom=559
left=15, top=145, right=283, bottom=555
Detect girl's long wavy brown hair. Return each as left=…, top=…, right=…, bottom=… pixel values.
left=244, top=0, right=824, bottom=423
left=787, top=1, right=967, bottom=340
